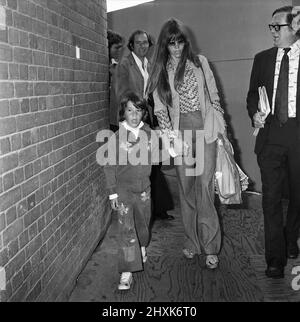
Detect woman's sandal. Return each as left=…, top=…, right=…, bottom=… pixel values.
left=206, top=255, right=219, bottom=269
left=183, top=248, right=195, bottom=259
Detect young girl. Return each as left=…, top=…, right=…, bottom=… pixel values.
left=98, top=91, right=187, bottom=290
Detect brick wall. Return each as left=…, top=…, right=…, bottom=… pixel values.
left=0, top=0, right=110, bottom=302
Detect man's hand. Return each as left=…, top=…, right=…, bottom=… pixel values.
left=253, top=111, right=266, bottom=128
left=110, top=197, right=119, bottom=210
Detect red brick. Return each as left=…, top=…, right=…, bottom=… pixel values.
left=24, top=163, right=34, bottom=179
left=18, top=146, right=37, bottom=166
left=0, top=43, right=12, bottom=61
left=9, top=100, right=20, bottom=115
left=13, top=47, right=32, bottom=64
left=19, top=30, right=29, bottom=47
left=26, top=280, right=41, bottom=302
left=20, top=99, right=30, bottom=113
left=21, top=175, right=39, bottom=197
left=6, top=205, right=17, bottom=226
left=16, top=112, right=36, bottom=132
left=13, top=11, right=32, bottom=32
left=32, top=19, right=47, bottom=36
left=25, top=234, right=42, bottom=259
left=17, top=199, right=27, bottom=218
left=37, top=215, right=45, bottom=233
left=33, top=159, right=42, bottom=175
left=0, top=152, right=19, bottom=175
left=22, top=130, right=32, bottom=147
left=3, top=217, right=23, bottom=246
left=10, top=282, right=28, bottom=302
left=22, top=261, right=32, bottom=279
left=28, top=223, right=38, bottom=241
left=0, top=117, right=16, bottom=136
left=37, top=66, right=45, bottom=80
left=7, top=238, right=19, bottom=258
left=14, top=167, right=24, bottom=185
left=36, top=6, right=44, bottom=20
left=3, top=171, right=14, bottom=191
left=19, top=229, right=29, bottom=249
left=7, top=0, right=17, bottom=10
left=34, top=82, right=49, bottom=96
left=0, top=212, right=6, bottom=232
left=0, top=82, right=14, bottom=99
left=15, top=82, right=33, bottom=97
left=0, top=247, right=9, bottom=266
left=20, top=65, right=29, bottom=81
left=8, top=28, right=19, bottom=46
left=0, top=137, right=11, bottom=155
left=33, top=51, right=47, bottom=66
left=9, top=63, right=20, bottom=79
left=0, top=62, right=8, bottom=78
left=39, top=168, right=53, bottom=185
left=0, top=100, right=9, bottom=117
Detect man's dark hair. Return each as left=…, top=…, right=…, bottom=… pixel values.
left=107, top=29, right=124, bottom=50
left=127, top=30, right=153, bottom=51
left=272, top=6, right=293, bottom=24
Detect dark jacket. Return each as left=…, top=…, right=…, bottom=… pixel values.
left=246, top=47, right=300, bottom=155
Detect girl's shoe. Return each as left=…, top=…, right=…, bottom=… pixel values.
left=141, top=246, right=147, bottom=263
left=206, top=255, right=219, bottom=269
left=118, top=272, right=133, bottom=290
left=183, top=248, right=195, bottom=259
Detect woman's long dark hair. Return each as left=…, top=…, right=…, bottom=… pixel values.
left=146, top=18, right=201, bottom=108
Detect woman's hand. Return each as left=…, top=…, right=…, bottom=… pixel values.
left=173, top=137, right=189, bottom=156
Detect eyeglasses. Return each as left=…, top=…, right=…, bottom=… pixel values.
left=168, top=39, right=185, bottom=47
left=268, top=24, right=290, bottom=32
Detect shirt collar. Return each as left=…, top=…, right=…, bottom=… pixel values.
left=279, top=39, right=300, bottom=55
left=131, top=51, right=148, bottom=69
left=121, top=120, right=144, bottom=139
left=111, top=58, right=118, bottom=65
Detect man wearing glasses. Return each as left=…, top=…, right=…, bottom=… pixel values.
left=247, top=6, right=300, bottom=279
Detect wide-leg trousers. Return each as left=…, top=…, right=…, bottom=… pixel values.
left=175, top=111, right=221, bottom=255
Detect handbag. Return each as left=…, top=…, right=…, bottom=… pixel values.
left=215, top=134, right=248, bottom=204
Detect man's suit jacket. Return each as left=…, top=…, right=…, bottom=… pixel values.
left=114, top=53, right=154, bottom=126
left=247, top=47, right=300, bottom=155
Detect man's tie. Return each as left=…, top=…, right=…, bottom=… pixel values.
left=275, top=47, right=291, bottom=125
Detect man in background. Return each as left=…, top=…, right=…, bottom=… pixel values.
left=107, top=30, right=124, bottom=131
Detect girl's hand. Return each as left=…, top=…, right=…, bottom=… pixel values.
left=173, top=137, right=189, bottom=156
left=110, top=197, right=119, bottom=210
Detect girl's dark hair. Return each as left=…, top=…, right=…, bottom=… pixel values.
left=127, top=30, right=153, bottom=51
left=119, top=91, right=148, bottom=122
left=146, top=18, right=201, bottom=108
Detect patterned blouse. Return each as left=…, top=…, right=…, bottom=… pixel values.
left=169, top=60, right=202, bottom=113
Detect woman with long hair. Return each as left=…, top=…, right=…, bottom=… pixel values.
left=147, top=18, right=226, bottom=269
